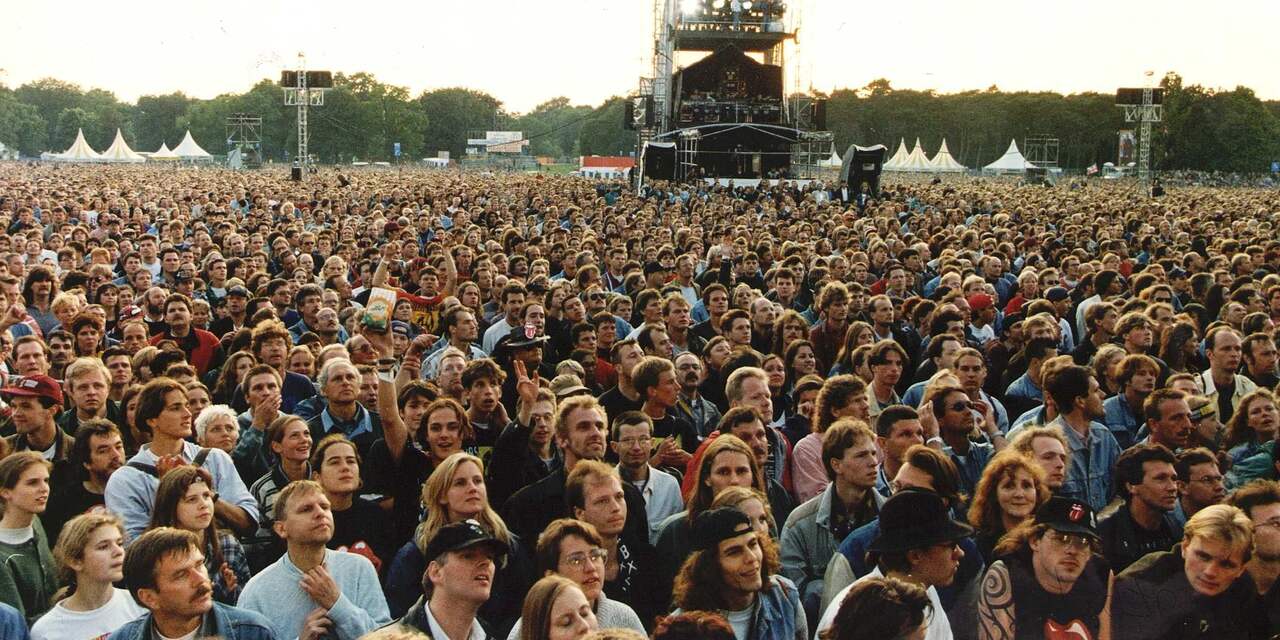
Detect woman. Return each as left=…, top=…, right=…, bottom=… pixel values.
left=288, top=345, right=317, bottom=380
left=246, top=414, right=312, bottom=570
left=186, top=382, right=213, bottom=418
left=1225, top=389, right=1279, bottom=463
left=51, top=292, right=82, bottom=333
left=311, top=434, right=393, bottom=569
left=385, top=452, right=528, bottom=633
left=820, top=576, right=931, bottom=640
left=32, top=514, right=145, bottom=640
left=0, top=452, right=58, bottom=624
left=700, top=336, right=733, bottom=410
left=771, top=311, right=810, bottom=357
left=93, top=283, right=121, bottom=334
left=119, top=383, right=148, bottom=455
left=711, top=486, right=774, bottom=538
left=212, top=351, right=257, bottom=405
left=509, top=519, right=644, bottom=639
left=791, top=376, right=870, bottom=502
left=783, top=340, right=819, bottom=393
left=762, top=354, right=790, bottom=422
left=147, top=466, right=249, bottom=605
left=967, top=451, right=1051, bottom=563
left=1089, top=344, right=1125, bottom=397
left=1158, top=321, right=1201, bottom=374
left=520, top=575, right=599, bottom=640
left=194, top=404, right=239, bottom=454
left=830, top=322, right=875, bottom=377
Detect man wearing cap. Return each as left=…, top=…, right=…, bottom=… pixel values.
left=492, top=324, right=554, bottom=418
left=817, top=490, right=971, bottom=638
left=1044, top=286, right=1076, bottom=352
left=977, top=496, right=1110, bottom=640
left=238, top=480, right=390, bottom=640
left=393, top=519, right=508, bottom=639
left=208, top=285, right=250, bottom=338
left=2, top=373, right=73, bottom=485
left=672, top=507, right=807, bottom=640
left=149, top=293, right=224, bottom=377
left=967, top=293, right=997, bottom=347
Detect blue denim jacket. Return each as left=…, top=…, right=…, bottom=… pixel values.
left=108, top=603, right=277, bottom=640
left=673, top=576, right=807, bottom=640
left=1102, top=393, right=1141, bottom=449
left=1049, top=416, right=1121, bottom=512
left=1005, top=373, right=1043, bottom=402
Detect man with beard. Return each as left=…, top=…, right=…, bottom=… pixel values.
left=148, top=294, right=223, bottom=377
left=435, top=348, right=467, bottom=402
left=1173, top=448, right=1227, bottom=526
left=748, top=297, right=776, bottom=355
left=140, top=286, right=169, bottom=335
left=1098, top=444, right=1183, bottom=572
left=977, top=497, right=1110, bottom=640
left=673, top=352, right=721, bottom=439
left=1228, top=480, right=1280, bottom=635
left=502, top=395, right=649, bottom=563
left=110, top=528, right=274, bottom=640
left=422, top=306, right=486, bottom=379
left=238, top=480, right=390, bottom=640
left=288, top=284, right=349, bottom=345
left=42, top=419, right=125, bottom=543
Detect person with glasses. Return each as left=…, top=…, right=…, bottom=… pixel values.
left=610, top=412, right=683, bottom=540
left=976, top=496, right=1110, bottom=640
left=1172, top=448, right=1227, bottom=527
left=1227, top=479, right=1280, bottom=636
left=927, top=385, right=1004, bottom=498
left=508, top=518, right=645, bottom=638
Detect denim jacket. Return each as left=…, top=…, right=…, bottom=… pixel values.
left=1049, top=416, right=1121, bottom=512
left=673, top=576, right=807, bottom=640
left=108, top=602, right=277, bottom=640
left=1102, top=393, right=1142, bottom=450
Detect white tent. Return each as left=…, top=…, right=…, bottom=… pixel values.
left=818, top=144, right=842, bottom=168
left=149, top=143, right=180, bottom=161
left=928, top=138, right=967, bottom=172
left=171, top=130, right=212, bottom=160
left=882, top=138, right=909, bottom=169
left=892, top=138, right=934, bottom=172
left=54, top=128, right=101, bottom=162
left=983, top=139, right=1035, bottom=172
left=99, top=129, right=146, bottom=163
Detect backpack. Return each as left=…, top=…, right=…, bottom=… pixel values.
left=126, top=447, right=213, bottom=476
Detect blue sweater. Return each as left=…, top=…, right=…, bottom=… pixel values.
left=238, top=548, right=391, bottom=640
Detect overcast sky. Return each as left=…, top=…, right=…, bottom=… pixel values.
left=4, top=0, right=1278, bottom=112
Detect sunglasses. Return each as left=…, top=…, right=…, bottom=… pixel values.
left=948, top=401, right=973, bottom=413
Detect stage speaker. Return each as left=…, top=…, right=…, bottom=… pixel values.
left=290, top=166, right=303, bottom=182
left=813, top=100, right=827, bottom=130
left=840, top=145, right=886, bottom=199
left=624, top=100, right=636, bottom=130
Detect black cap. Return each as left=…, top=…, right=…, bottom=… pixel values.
left=643, top=261, right=667, bottom=276
left=1045, top=286, right=1069, bottom=302
left=691, top=507, right=754, bottom=552
left=423, top=520, right=508, bottom=564
left=1168, top=266, right=1188, bottom=279
left=227, top=285, right=250, bottom=298
left=497, top=324, right=548, bottom=351
left=868, top=490, right=974, bottom=553
left=1034, top=496, right=1099, bottom=539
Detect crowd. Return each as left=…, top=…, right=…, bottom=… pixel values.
left=0, top=162, right=1276, bottom=640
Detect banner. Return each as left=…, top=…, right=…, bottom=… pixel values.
left=1118, top=130, right=1136, bottom=166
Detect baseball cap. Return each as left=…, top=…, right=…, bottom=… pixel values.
left=0, top=374, right=64, bottom=405
left=423, top=520, right=508, bottom=564
left=549, top=374, right=590, bottom=400
left=391, top=320, right=410, bottom=338
left=643, top=262, right=668, bottom=276
left=1034, top=496, right=1099, bottom=539
left=118, top=305, right=144, bottom=323
left=1045, top=287, right=1070, bottom=303
left=226, top=285, right=250, bottom=298
left=966, top=293, right=994, bottom=312
left=691, top=507, right=754, bottom=552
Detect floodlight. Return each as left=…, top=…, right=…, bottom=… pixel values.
left=712, top=0, right=725, bottom=9
left=681, top=0, right=702, bottom=15
left=743, top=1, right=753, bottom=8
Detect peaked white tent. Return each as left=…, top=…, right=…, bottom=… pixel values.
left=892, top=138, right=934, bottom=172
left=818, top=144, right=842, bottom=168
left=882, top=138, right=909, bottom=169
left=928, top=138, right=967, bottom=172
left=172, top=130, right=212, bottom=160
left=99, top=129, right=146, bottom=163
left=984, top=139, right=1035, bottom=173
left=54, top=128, right=101, bottom=162
left=149, top=143, right=180, bottom=161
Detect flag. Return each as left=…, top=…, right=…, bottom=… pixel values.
left=1086, top=164, right=1099, bottom=176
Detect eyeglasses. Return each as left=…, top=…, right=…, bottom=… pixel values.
left=562, top=548, right=608, bottom=569
left=1191, top=474, right=1224, bottom=485
left=948, top=401, right=972, bottom=413
left=588, top=293, right=607, bottom=301
left=617, top=436, right=652, bottom=448
left=1046, top=531, right=1095, bottom=551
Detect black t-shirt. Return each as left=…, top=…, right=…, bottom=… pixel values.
left=1216, top=378, right=1237, bottom=423
left=329, top=496, right=395, bottom=571
left=43, top=481, right=107, bottom=546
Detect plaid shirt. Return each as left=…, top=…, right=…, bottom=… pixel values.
left=208, top=531, right=251, bottom=605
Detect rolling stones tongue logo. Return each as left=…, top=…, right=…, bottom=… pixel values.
left=1045, top=619, right=1093, bottom=640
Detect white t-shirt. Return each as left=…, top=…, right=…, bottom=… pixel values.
left=30, top=587, right=146, bottom=640
left=817, top=568, right=951, bottom=640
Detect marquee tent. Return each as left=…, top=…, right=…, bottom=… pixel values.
left=983, top=139, right=1035, bottom=172
left=149, top=143, right=180, bottom=161
left=99, top=129, right=146, bottom=163
left=172, top=130, right=213, bottom=160
left=818, top=144, right=842, bottom=168
left=882, top=139, right=909, bottom=169
left=54, top=129, right=100, bottom=162
left=890, top=138, right=933, bottom=172
left=928, top=138, right=967, bottom=172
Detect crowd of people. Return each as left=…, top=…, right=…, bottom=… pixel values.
left=0, top=161, right=1276, bottom=640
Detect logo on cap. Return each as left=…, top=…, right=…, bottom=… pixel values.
left=524, top=324, right=537, bottom=340
left=18, top=378, right=38, bottom=390
left=1068, top=503, right=1084, bottom=522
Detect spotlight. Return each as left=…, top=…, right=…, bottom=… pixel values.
left=680, top=0, right=702, bottom=15
left=743, top=1, right=753, bottom=8
left=712, top=0, right=725, bottom=8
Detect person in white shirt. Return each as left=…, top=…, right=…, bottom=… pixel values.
left=610, top=411, right=684, bottom=540
left=31, top=513, right=146, bottom=640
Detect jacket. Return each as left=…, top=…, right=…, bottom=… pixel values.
left=781, top=483, right=885, bottom=611
left=672, top=575, right=807, bottom=640
left=150, top=328, right=223, bottom=377
left=394, top=597, right=496, bottom=640
left=1113, top=547, right=1267, bottom=640
left=108, top=602, right=278, bottom=640
left=1196, top=370, right=1257, bottom=420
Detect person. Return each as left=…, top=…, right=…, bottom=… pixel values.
left=652, top=611, right=736, bottom=640
left=1102, top=353, right=1159, bottom=449
left=238, top=479, right=390, bottom=640
left=384, top=452, right=528, bottom=634
left=310, top=434, right=393, bottom=569
left=1173, top=447, right=1226, bottom=526
left=147, top=465, right=251, bottom=604
left=1227, top=479, right=1280, bottom=635
left=610, top=411, right=684, bottom=539
left=41, top=419, right=125, bottom=546
left=31, top=514, right=146, bottom=640
left=507, top=519, right=645, bottom=638
left=1007, top=426, right=1069, bottom=493
left=391, top=519, right=509, bottom=639
left=305, top=358, right=385, bottom=458
left=518, top=575, right=599, bottom=640
left=820, top=576, right=931, bottom=640
left=671, top=507, right=808, bottom=640
left=109, top=527, right=276, bottom=640
left=0, top=452, right=58, bottom=624
left=874, top=405, right=925, bottom=497
left=928, top=383, right=1004, bottom=496
left=1040, top=364, right=1120, bottom=512
left=976, top=496, right=1111, bottom=640
left=1097, top=443, right=1183, bottom=572
left=780, top=420, right=884, bottom=623
left=104, top=377, right=259, bottom=541
left=1141, top=387, right=1196, bottom=451
left=631, top=356, right=699, bottom=469
left=1112, top=504, right=1267, bottom=639
left=966, top=450, right=1051, bottom=563
left=488, top=380, right=562, bottom=511
left=1197, top=327, right=1257, bottom=424
left=57, top=357, right=125, bottom=440
left=791, top=375, right=869, bottom=502
left=817, top=490, right=972, bottom=639
left=245, top=413, right=312, bottom=569
left=3, top=373, right=75, bottom=489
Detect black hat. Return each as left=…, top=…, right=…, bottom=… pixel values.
left=497, top=324, right=548, bottom=352
left=691, top=507, right=754, bottom=552
left=1034, top=496, right=1098, bottom=539
left=423, top=519, right=508, bottom=564
left=868, top=490, right=973, bottom=553
left=643, top=261, right=667, bottom=276
left=1168, top=266, right=1188, bottom=280
left=1045, top=286, right=1070, bottom=303
left=226, top=285, right=250, bottom=298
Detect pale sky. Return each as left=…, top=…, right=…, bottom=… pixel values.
left=4, top=0, right=1279, bottom=113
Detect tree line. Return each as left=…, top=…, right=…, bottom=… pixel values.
left=0, top=71, right=1276, bottom=171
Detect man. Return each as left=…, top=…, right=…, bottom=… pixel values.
left=46, top=330, right=74, bottom=379
left=637, top=324, right=673, bottom=360
left=1004, top=337, right=1057, bottom=422
left=1116, top=312, right=1157, bottom=358
left=662, top=294, right=704, bottom=356
left=1141, top=388, right=1195, bottom=451
left=1043, top=364, right=1120, bottom=512
left=931, top=384, right=1005, bottom=496
left=817, top=490, right=973, bottom=637
left=1112, top=504, right=1266, bottom=639
left=1103, top=354, right=1159, bottom=449
left=13, top=335, right=51, bottom=376
left=148, top=294, right=223, bottom=377
left=482, top=282, right=526, bottom=354
left=462, top=358, right=507, bottom=448
left=110, top=527, right=275, bottom=640
left=1173, top=448, right=1227, bottom=526
left=238, top=480, right=390, bottom=640
left=1098, top=443, right=1183, bottom=572
left=632, top=356, right=699, bottom=468
left=977, top=496, right=1110, bottom=640
left=967, top=292, right=997, bottom=347
left=865, top=340, right=906, bottom=421
left=749, top=296, right=776, bottom=354
left=598, top=338, right=645, bottom=425
left=671, top=508, right=807, bottom=640
left=305, top=358, right=383, bottom=458
left=873, top=405, right=924, bottom=497
left=672, top=352, right=721, bottom=439
left=724, top=366, right=792, bottom=493
left=41, top=419, right=123, bottom=543
left=953, top=347, right=1010, bottom=434
left=233, top=320, right=317, bottom=414
left=611, top=411, right=684, bottom=539
left=288, top=284, right=350, bottom=345
left=208, top=285, right=250, bottom=338
left=769, top=267, right=804, bottom=312
left=781, top=421, right=885, bottom=622
left=1198, top=326, right=1257, bottom=423
left=2, top=374, right=74, bottom=485
left=422, top=306, right=486, bottom=379
left=391, top=519, right=506, bottom=638
left=58, top=357, right=125, bottom=437
left=722, top=308, right=753, bottom=350
left=1008, top=427, right=1070, bottom=493
left=1227, top=479, right=1280, bottom=635
left=809, top=281, right=850, bottom=375
left=691, top=284, right=730, bottom=341
left=1243, top=332, right=1280, bottom=389
left=232, top=364, right=288, bottom=483
left=104, top=346, right=133, bottom=402
left=1071, top=302, right=1117, bottom=366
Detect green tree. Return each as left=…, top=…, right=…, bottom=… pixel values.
left=134, top=92, right=194, bottom=151
left=416, top=88, right=503, bottom=160
left=0, top=92, right=47, bottom=156
left=577, top=97, right=635, bottom=157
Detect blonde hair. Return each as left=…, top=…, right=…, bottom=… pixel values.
left=1183, top=504, right=1254, bottom=563
left=416, top=453, right=511, bottom=555
left=53, top=513, right=125, bottom=601
left=711, top=485, right=774, bottom=531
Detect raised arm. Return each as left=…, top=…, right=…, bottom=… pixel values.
left=367, top=326, right=407, bottom=464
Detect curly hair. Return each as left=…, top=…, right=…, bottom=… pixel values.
left=812, top=375, right=867, bottom=434
left=653, top=611, right=735, bottom=640
left=966, top=451, right=1050, bottom=538
left=1225, top=389, right=1278, bottom=450
left=671, top=532, right=781, bottom=612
